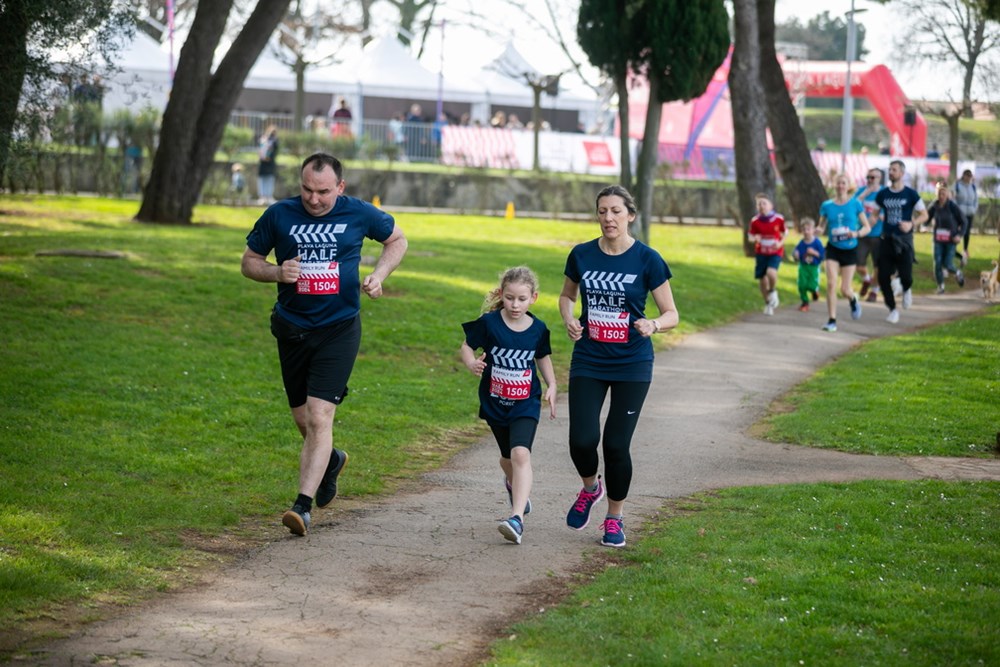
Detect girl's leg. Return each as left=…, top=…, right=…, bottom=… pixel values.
left=840, top=264, right=856, bottom=301
left=825, top=259, right=840, bottom=319
left=508, top=446, right=532, bottom=519
left=506, top=418, right=537, bottom=519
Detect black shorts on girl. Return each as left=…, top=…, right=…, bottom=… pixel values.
left=825, top=244, right=858, bottom=266
left=270, top=310, right=361, bottom=408
left=489, top=418, right=538, bottom=459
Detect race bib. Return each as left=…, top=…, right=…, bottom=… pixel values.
left=588, top=309, right=630, bottom=344
left=297, top=261, right=340, bottom=294
left=831, top=226, right=852, bottom=243
left=489, top=366, right=532, bottom=401
left=759, top=238, right=779, bottom=248
left=935, top=229, right=952, bottom=242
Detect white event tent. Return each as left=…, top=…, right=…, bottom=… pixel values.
left=103, top=32, right=602, bottom=131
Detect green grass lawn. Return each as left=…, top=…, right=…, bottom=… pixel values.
left=1, top=194, right=998, bottom=660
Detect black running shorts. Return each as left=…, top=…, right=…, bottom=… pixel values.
left=270, top=310, right=361, bottom=408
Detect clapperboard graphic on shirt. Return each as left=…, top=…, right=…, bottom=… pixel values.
left=290, top=223, right=347, bottom=294
left=582, top=270, right=636, bottom=343
left=489, top=346, right=535, bottom=401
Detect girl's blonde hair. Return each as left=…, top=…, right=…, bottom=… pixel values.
left=482, top=266, right=539, bottom=312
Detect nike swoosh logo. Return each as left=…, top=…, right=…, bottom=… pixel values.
left=627, top=410, right=637, bottom=415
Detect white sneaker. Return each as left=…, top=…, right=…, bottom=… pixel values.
left=891, top=276, right=902, bottom=296
left=937, top=284, right=946, bottom=295
left=886, top=309, right=900, bottom=324
left=902, top=289, right=912, bottom=309
left=763, top=304, right=774, bottom=316
left=767, top=290, right=779, bottom=308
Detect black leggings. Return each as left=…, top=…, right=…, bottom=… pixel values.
left=568, top=376, right=650, bottom=502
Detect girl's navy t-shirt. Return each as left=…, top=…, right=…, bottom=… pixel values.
left=462, top=309, right=552, bottom=425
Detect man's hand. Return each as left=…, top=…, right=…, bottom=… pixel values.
left=278, top=256, right=301, bottom=283
left=362, top=273, right=383, bottom=299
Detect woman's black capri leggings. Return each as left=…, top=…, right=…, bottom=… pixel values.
left=568, top=376, right=651, bottom=502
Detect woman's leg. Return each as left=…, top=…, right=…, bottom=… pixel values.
left=601, top=381, right=651, bottom=515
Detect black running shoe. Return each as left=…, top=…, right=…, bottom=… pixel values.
left=282, top=504, right=310, bottom=536
left=315, top=448, right=348, bottom=509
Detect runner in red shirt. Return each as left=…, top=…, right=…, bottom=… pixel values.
left=748, top=193, right=787, bottom=315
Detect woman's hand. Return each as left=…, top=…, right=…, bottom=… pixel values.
left=564, top=318, right=583, bottom=341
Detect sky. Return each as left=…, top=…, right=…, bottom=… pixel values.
left=402, top=0, right=980, bottom=104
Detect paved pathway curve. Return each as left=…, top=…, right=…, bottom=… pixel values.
left=32, top=291, right=1000, bottom=666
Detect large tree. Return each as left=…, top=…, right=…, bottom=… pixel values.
left=0, top=0, right=130, bottom=187
left=757, top=0, right=827, bottom=225
left=136, top=0, right=291, bottom=224
left=579, top=0, right=729, bottom=243
left=577, top=0, right=639, bottom=192
left=730, top=0, right=776, bottom=255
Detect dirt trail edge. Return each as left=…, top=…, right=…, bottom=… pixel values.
left=33, top=292, right=1000, bottom=666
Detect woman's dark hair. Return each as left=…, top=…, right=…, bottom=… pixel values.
left=595, top=184, right=637, bottom=215
left=301, top=153, right=344, bottom=182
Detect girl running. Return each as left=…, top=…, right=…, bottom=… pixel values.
left=461, top=266, right=557, bottom=545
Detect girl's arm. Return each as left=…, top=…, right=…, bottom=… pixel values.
left=638, top=280, right=679, bottom=338
left=856, top=211, right=872, bottom=238
left=559, top=276, right=583, bottom=341
left=536, top=355, right=557, bottom=419
left=459, top=341, right=486, bottom=376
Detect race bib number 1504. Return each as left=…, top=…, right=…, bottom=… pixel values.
left=297, top=261, right=340, bottom=294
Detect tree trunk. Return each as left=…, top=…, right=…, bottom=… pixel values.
left=294, top=56, right=306, bottom=131
left=532, top=85, right=542, bottom=171
left=757, top=0, right=826, bottom=225
left=633, top=75, right=662, bottom=245
left=137, top=0, right=292, bottom=224
left=946, top=110, right=960, bottom=183
left=729, top=0, right=775, bottom=256
left=615, top=74, right=632, bottom=192
left=0, top=0, right=30, bottom=187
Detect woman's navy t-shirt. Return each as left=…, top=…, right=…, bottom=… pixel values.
left=462, top=310, right=552, bottom=425
left=564, top=239, right=671, bottom=382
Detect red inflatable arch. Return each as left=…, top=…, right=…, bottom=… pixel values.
left=785, top=60, right=927, bottom=157
left=624, top=53, right=927, bottom=159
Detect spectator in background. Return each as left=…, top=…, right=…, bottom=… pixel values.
left=331, top=99, right=353, bottom=138
left=388, top=112, right=406, bottom=162
left=952, top=169, right=978, bottom=267
left=405, top=104, right=425, bottom=159
left=432, top=111, right=448, bottom=156
left=926, top=144, right=941, bottom=159
left=506, top=113, right=524, bottom=130
left=490, top=110, right=507, bottom=128
left=257, top=125, right=279, bottom=205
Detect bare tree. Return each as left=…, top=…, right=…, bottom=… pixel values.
left=891, top=0, right=1000, bottom=117
left=730, top=0, right=776, bottom=255
left=271, top=0, right=361, bottom=129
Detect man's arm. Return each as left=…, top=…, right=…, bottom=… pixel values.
left=361, top=226, right=408, bottom=298
left=242, top=246, right=300, bottom=284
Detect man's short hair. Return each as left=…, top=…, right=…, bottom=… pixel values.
left=301, top=153, right=344, bottom=182
left=889, top=159, right=906, bottom=171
